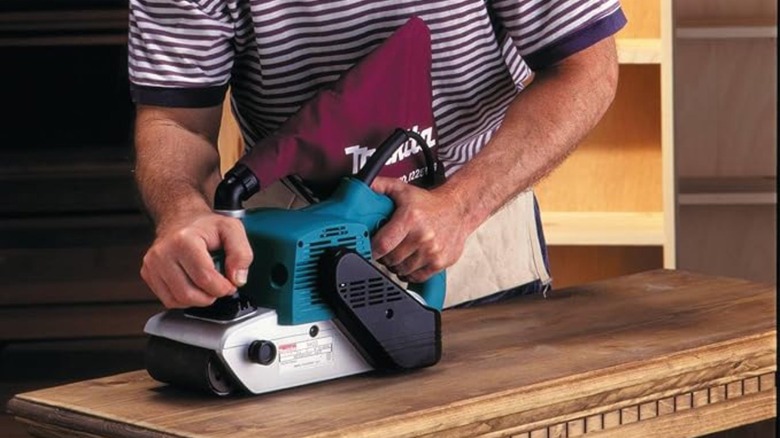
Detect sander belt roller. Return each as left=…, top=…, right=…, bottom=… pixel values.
left=146, top=336, right=235, bottom=396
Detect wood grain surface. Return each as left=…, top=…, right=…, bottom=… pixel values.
left=7, top=270, right=777, bottom=438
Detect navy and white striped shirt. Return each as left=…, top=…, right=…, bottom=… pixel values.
left=128, top=0, right=626, bottom=176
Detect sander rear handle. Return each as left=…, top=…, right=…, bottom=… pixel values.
left=306, top=177, right=446, bottom=310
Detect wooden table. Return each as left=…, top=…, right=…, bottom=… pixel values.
left=6, top=270, right=777, bottom=437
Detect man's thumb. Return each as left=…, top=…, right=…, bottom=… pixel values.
left=370, top=176, right=404, bottom=196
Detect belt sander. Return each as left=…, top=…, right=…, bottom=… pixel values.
left=144, top=129, right=445, bottom=396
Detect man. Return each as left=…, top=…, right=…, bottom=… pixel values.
left=130, top=0, right=624, bottom=309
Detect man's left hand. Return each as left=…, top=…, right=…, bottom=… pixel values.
left=370, top=176, right=471, bottom=283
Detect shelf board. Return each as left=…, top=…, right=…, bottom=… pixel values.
left=0, top=147, right=133, bottom=178
left=617, top=38, right=662, bottom=64
left=0, top=35, right=128, bottom=47
left=541, top=212, right=664, bottom=246
left=0, top=7, right=128, bottom=47
left=678, top=177, right=777, bottom=205
left=677, top=19, right=777, bottom=39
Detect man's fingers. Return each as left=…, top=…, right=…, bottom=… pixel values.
left=371, top=177, right=462, bottom=285
left=392, top=237, right=445, bottom=278
left=371, top=177, right=428, bottom=261
left=177, top=241, right=236, bottom=298
left=219, top=219, right=254, bottom=287
left=161, top=262, right=217, bottom=308
left=370, top=176, right=405, bottom=197
left=141, top=264, right=180, bottom=308
left=405, top=265, right=441, bottom=284
left=391, top=248, right=427, bottom=277
left=140, top=213, right=255, bottom=308
left=371, top=214, right=408, bottom=260
left=144, top=246, right=218, bottom=308
left=380, top=235, right=419, bottom=270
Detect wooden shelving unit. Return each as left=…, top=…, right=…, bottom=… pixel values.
left=536, top=0, right=674, bottom=288
left=673, top=0, right=777, bottom=285
left=541, top=212, right=664, bottom=246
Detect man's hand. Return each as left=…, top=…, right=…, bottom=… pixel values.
left=371, top=176, right=472, bottom=283
left=140, top=212, right=254, bottom=309
left=134, top=104, right=254, bottom=308
left=372, top=38, right=619, bottom=285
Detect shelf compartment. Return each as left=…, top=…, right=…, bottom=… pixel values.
left=541, top=212, right=664, bottom=246
left=534, top=65, right=662, bottom=212
left=677, top=204, right=776, bottom=285
left=678, top=176, right=777, bottom=205
left=546, top=245, right=663, bottom=289
left=675, top=40, right=776, bottom=178
left=618, top=0, right=661, bottom=39
left=617, top=38, right=662, bottom=64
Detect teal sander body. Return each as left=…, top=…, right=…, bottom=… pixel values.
left=143, top=129, right=446, bottom=396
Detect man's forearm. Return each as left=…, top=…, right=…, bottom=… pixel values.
left=134, top=105, right=224, bottom=234
left=133, top=104, right=253, bottom=307
left=437, top=38, right=619, bottom=232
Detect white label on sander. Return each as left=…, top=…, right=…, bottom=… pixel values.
left=278, top=336, right=334, bottom=372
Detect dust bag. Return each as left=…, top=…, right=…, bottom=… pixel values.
left=237, top=16, right=442, bottom=197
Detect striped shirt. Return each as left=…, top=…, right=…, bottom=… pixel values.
left=128, top=0, right=626, bottom=176
left=129, top=1, right=626, bottom=303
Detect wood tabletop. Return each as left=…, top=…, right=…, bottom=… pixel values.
left=7, top=270, right=777, bottom=438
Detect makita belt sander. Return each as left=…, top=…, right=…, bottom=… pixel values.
left=144, top=129, right=445, bottom=396
left=144, top=16, right=444, bottom=396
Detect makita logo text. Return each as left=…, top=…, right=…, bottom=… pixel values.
left=344, top=126, right=436, bottom=174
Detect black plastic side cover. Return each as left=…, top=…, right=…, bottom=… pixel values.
left=319, top=248, right=441, bottom=371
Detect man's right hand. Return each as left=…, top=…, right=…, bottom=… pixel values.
left=140, top=212, right=254, bottom=309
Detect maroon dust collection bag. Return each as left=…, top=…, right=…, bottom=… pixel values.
left=237, top=16, right=442, bottom=197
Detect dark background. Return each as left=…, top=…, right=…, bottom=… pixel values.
left=0, top=1, right=158, bottom=435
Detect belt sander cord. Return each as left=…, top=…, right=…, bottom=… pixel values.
left=355, top=128, right=436, bottom=187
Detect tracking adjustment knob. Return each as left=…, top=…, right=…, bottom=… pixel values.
left=248, top=340, right=277, bottom=365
